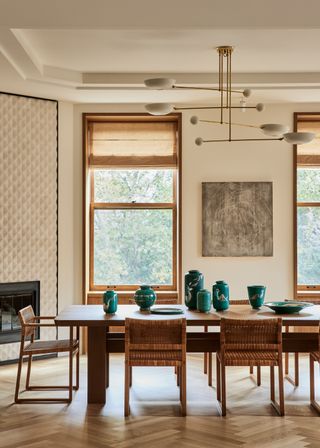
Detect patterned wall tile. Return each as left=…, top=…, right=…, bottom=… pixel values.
left=0, top=93, right=58, bottom=361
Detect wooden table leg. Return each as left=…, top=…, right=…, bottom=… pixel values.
left=87, top=326, right=106, bottom=404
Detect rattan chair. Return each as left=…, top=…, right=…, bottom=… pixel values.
left=15, top=305, right=79, bottom=403
left=309, top=324, right=320, bottom=413
left=124, top=318, right=187, bottom=416
left=205, top=300, right=262, bottom=386
left=217, top=317, right=284, bottom=416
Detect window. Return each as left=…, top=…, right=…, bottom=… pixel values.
left=83, top=114, right=181, bottom=298
left=295, top=113, right=320, bottom=296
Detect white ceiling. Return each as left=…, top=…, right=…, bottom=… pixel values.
left=2, top=1, right=320, bottom=104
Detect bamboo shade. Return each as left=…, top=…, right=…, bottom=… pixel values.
left=297, top=120, right=320, bottom=157
left=89, top=121, right=176, bottom=157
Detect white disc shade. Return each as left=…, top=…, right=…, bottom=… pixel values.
left=145, top=103, right=174, bottom=116
left=260, top=123, right=289, bottom=137
left=283, top=132, right=315, bottom=145
left=144, top=78, right=176, bottom=89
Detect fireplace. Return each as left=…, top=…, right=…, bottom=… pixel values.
left=0, top=281, right=40, bottom=344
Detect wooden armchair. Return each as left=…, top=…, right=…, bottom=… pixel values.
left=15, top=305, right=79, bottom=403
left=124, top=318, right=186, bottom=416
left=217, top=317, right=284, bottom=416
left=310, top=324, right=320, bottom=413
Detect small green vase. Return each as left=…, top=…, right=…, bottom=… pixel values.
left=197, top=289, right=211, bottom=313
left=103, top=290, right=118, bottom=314
left=133, top=285, right=157, bottom=311
left=212, top=280, right=229, bottom=311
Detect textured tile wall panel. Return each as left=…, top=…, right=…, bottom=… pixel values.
left=0, top=93, right=58, bottom=361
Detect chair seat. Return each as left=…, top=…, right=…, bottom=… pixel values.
left=23, top=339, right=78, bottom=355
left=219, top=350, right=279, bottom=366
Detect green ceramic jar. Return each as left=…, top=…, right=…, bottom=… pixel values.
left=197, top=289, right=212, bottom=313
left=103, top=290, right=118, bottom=314
left=133, top=285, right=157, bottom=311
left=185, top=270, right=204, bottom=310
left=212, top=280, right=229, bottom=311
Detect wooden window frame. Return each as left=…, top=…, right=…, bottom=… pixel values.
left=294, top=112, right=320, bottom=298
left=83, top=113, right=182, bottom=302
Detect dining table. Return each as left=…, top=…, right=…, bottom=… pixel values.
left=54, top=304, right=320, bottom=404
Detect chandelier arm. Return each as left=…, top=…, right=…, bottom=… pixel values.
left=172, top=85, right=244, bottom=94
left=199, top=119, right=260, bottom=129
left=201, top=137, right=284, bottom=143
left=173, top=106, right=259, bottom=111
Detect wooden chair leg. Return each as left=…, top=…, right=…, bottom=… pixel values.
left=180, top=363, right=187, bottom=416
left=294, top=353, right=299, bottom=387
left=216, top=355, right=221, bottom=402
left=310, top=354, right=320, bottom=413
left=208, top=353, right=212, bottom=386
left=25, top=354, right=32, bottom=390
left=221, top=363, right=226, bottom=416
left=14, top=353, right=23, bottom=403
left=257, top=366, right=261, bottom=386
left=285, top=353, right=289, bottom=375
left=129, top=366, right=132, bottom=388
left=75, top=349, right=80, bottom=390
left=249, top=366, right=254, bottom=374
left=278, top=361, right=285, bottom=416
left=124, top=363, right=130, bottom=417
left=176, top=366, right=180, bottom=387
left=270, top=366, right=275, bottom=402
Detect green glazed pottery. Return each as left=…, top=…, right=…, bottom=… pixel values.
left=133, top=285, right=157, bottom=311
left=247, top=285, right=266, bottom=309
left=185, top=270, right=204, bottom=310
left=212, top=280, right=229, bottom=311
left=103, top=290, right=118, bottom=314
left=150, top=307, right=184, bottom=315
left=197, top=289, right=212, bottom=313
left=264, top=301, right=313, bottom=314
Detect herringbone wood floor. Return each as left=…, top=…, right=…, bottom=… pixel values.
left=0, top=354, right=319, bottom=447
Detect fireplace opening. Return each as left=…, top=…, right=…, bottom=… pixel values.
left=0, top=281, right=40, bottom=344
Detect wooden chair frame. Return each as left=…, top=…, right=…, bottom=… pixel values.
left=309, top=326, right=320, bottom=413
left=15, top=305, right=80, bottom=403
left=216, top=317, right=284, bottom=416
left=124, top=318, right=186, bottom=416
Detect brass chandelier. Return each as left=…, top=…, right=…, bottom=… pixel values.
left=144, top=46, right=315, bottom=146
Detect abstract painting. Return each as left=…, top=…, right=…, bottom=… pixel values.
left=202, top=182, right=273, bottom=257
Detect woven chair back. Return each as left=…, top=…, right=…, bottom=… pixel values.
left=220, top=318, right=282, bottom=352
left=18, top=305, right=36, bottom=338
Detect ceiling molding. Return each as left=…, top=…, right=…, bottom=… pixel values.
left=0, top=28, right=42, bottom=79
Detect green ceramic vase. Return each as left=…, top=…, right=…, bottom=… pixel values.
left=185, top=270, right=204, bottom=310
left=247, top=285, right=266, bottom=309
left=197, top=289, right=212, bottom=313
left=103, top=290, right=118, bottom=314
left=212, top=280, right=229, bottom=311
left=133, top=285, right=157, bottom=311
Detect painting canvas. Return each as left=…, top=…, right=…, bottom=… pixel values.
left=202, top=182, right=273, bottom=257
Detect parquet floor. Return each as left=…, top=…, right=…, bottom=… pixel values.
left=0, top=354, right=319, bottom=447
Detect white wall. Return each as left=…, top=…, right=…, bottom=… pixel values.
left=58, top=102, right=320, bottom=309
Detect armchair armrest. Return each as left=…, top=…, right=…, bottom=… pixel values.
left=25, top=323, right=56, bottom=327
left=34, top=316, right=56, bottom=320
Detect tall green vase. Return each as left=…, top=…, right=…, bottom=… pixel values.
left=185, top=270, right=204, bottom=310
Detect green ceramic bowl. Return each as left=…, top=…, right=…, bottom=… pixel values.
left=264, top=301, right=313, bottom=314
